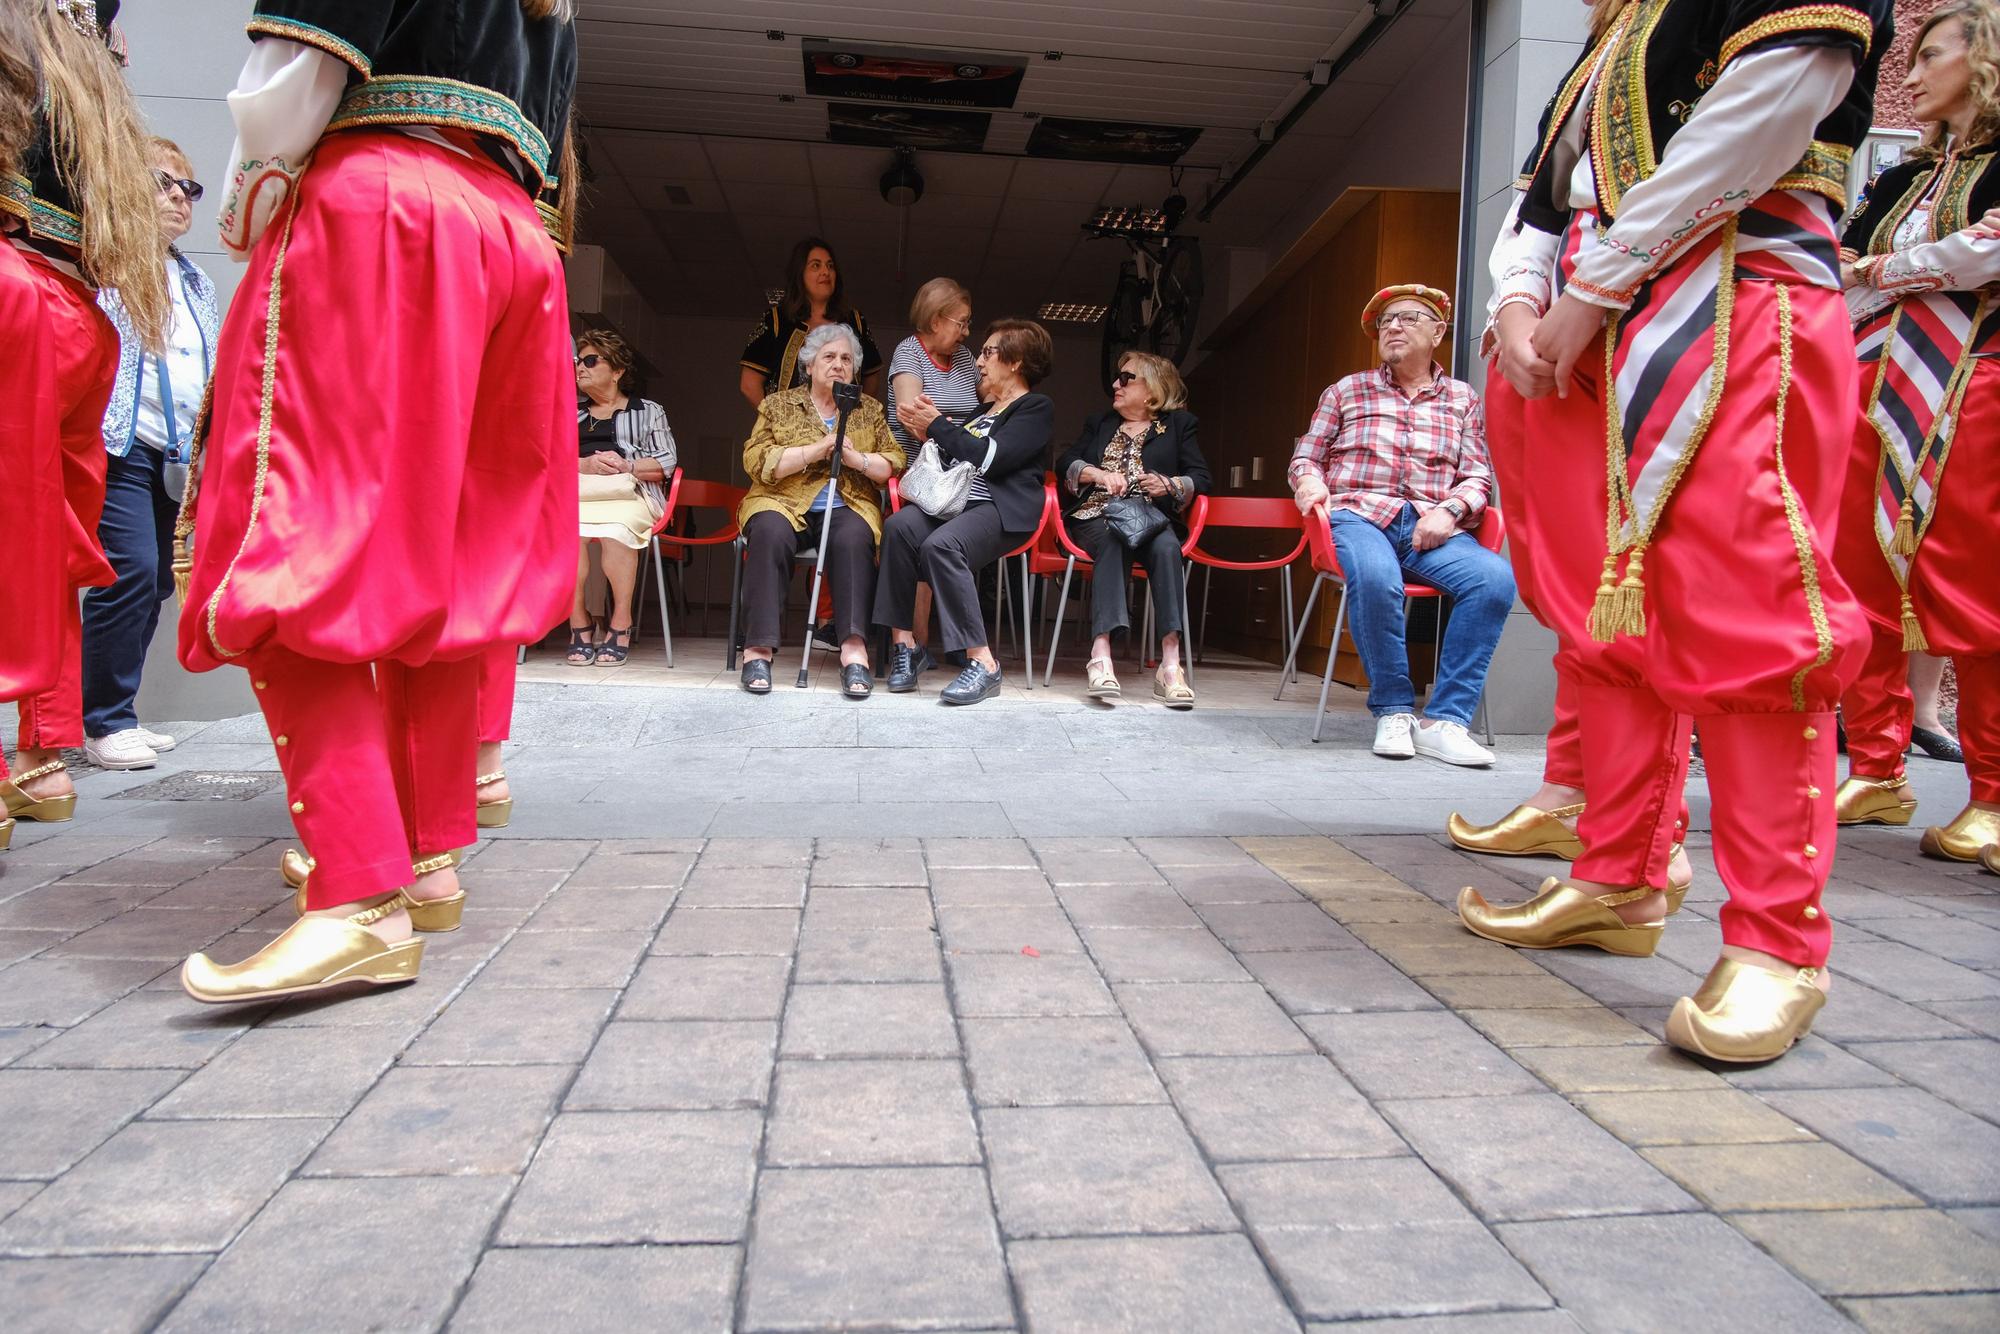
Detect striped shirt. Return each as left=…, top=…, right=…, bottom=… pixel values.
left=886, top=335, right=981, bottom=450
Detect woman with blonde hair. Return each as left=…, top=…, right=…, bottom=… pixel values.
left=175, top=0, right=580, bottom=1006
left=1053, top=350, right=1210, bottom=706
left=1, top=0, right=169, bottom=844
left=1833, top=0, right=2000, bottom=868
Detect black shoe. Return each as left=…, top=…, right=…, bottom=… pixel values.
left=740, top=659, right=772, bottom=694
left=887, top=644, right=933, bottom=693
left=841, top=662, right=873, bottom=699
left=812, top=620, right=840, bottom=651
left=1911, top=726, right=1965, bottom=764
left=940, top=660, right=1002, bottom=706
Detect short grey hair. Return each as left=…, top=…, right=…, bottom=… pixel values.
left=800, top=322, right=864, bottom=376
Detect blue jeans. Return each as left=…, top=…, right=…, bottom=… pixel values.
left=81, top=446, right=177, bottom=736
left=1327, top=503, right=1515, bottom=726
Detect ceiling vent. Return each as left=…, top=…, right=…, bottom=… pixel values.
left=661, top=184, right=692, bottom=207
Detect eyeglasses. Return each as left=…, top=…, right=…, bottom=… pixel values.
left=575, top=353, right=604, bottom=369
left=1111, top=370, right=1139, bottom=387
left=977, top=344, right=1002, bottom=359
left=944, top=314, right=972, bottom=331
left=1376, top=311, right=1441, bottom=330
left=154, top=170, right=202, bottom=202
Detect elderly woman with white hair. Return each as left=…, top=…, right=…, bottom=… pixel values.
left=737, top=323, right=904, bottom=697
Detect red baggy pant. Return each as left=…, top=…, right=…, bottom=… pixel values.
left=252, top=649, right=478, bottom=909
left=476, top=644, right=515, bottom=745
left=1512, top=280, right=1867, bottom=967
left=1835, top=359, right=2000, bottom=802
left=6, top=249, right=119, bottom=751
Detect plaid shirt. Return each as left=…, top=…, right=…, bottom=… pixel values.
left=1287, top=363, right=1492, bottom=530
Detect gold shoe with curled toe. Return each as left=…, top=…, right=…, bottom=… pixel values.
left=1919, top=804, right=2000, bottom=863
left=182, top=893, right=423, bottom=1005
left=1835, top=774, right=1918, bottom=826
left=1666, top=958, right=1825, bottom=1063
left=289, top=849, right=463, bottom=923
left=1446, top=803, right=1586, bottom=860
left=0, top=816, right=13, bottom=851
left=2, top=761, right=77, bottom=824
left=1981, top=844, right=2000, bottom=876
left=1456, top=878, right=1665, bottom=957
left=475, top=771, right=512, bottom=829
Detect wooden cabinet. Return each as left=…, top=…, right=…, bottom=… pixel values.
left=1185, top=187, right=1460, bottom=677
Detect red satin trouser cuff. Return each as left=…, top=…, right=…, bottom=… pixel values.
left=476, top=643, right=516, bottom=745
left=1958, top=655, right=2000, bottom=804
left=250, top=648, right=478, bottom=909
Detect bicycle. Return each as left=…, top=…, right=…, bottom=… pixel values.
left=1088, top=195, right=1204, bottom=385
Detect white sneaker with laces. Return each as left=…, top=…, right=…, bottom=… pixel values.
left=85, top=729, right=159, bottom=771
left=134, top=725, right=176, bottom=752
left=1414, top=718, right=1495, bottom=768
left=1372, top=712, right=1417, bottom=759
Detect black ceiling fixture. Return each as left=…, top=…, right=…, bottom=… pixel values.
left=879, top=148, right=924, bottom=206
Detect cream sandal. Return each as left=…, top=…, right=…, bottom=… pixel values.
left=1153, top=665, right=1195, bottom=710
left=1085, top=658, right=1121, bottom=699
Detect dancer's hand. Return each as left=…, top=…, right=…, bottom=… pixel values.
left=1529, top=293, right=1609, bottom=400
left=1493, top=304, right=1557, bottom=400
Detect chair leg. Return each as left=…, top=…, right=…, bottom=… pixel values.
left=725, top=539, right=743, bottom=671
left=996, top=561, right=1011, bottom=654
left=1474, top=692, right=1493, bottom=745
left=1312, top=586, right=1348, bottom=744
left=1195, top=563, right=1213, bottom=664
left=652, top=541, right=674, bottom=667
left=1277, top=576, right=1324, bottom=701
left=1043, top=558, right=1076, bottom=687
left=1278, top=571, right=1294, bottom=688
left=1179, top=566, right=1194, bottom=688
left=516, top=643, right=527, bottom=666
left=1019, top=555, right=1035, bottom=687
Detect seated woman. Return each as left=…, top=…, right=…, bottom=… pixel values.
left=881, top=319, right=1056, bottom=705
left=1056, top=351, right=1210, bottom=707
left=739, top=323, right=902, bottom=697
left=571, top=329, right=676, bottom=664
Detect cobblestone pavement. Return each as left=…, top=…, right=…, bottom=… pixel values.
left=1, top=681, right=1996, bottom=1331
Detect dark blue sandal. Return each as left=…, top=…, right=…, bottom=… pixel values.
left=565, top=628, right=597, bottom=665
left=596, top=626, right=631, bottom=665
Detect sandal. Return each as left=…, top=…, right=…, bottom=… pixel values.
left=1085, top=657, right=1121, bottom=699
left=842, top=662, right=873, bottom=699
left=740, top=659, right=772, bottom=694
left=596, top=625, right=631, bottom=665
left=1153, top=665, right=1195, bottom=710
left=565, top=627, right=597, bottom=665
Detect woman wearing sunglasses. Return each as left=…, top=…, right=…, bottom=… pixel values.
left=80, top=137, right=219, bottom=773
left=570, top=329, right=677, bottom=666
left=1055, top=351, right=1210, bottom=706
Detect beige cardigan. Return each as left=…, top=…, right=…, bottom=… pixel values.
left=738, top=385, right=905, bottom=540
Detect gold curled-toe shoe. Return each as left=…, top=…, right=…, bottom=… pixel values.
left=1457, top=877, right=1665, bottom=957
left=1981, top=844, right=2000, bottom=876
left=288, top=850, right=464, bottom=929
left=0, top=815, right=13, bottom=852
left=1666, top=958, right=1825, bottom=1063
left=182, top=894, right=423, bottom=1004
left=1446, top=803, right=1585, bottom=860
left=1835, top=774, right=1917, bottom=827
left=475, top=771, right=512, bottom=829
left=1919, top=804, right=2000, bottom=863
left=2, top=760, right=77, bottom=823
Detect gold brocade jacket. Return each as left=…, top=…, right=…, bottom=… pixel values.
left=738, top=385, right=905, bottom=540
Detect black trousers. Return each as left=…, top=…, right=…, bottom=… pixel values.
left=741, top=507, right=875, bottom=650
left=875, top=502, right=1027, bottom=653
left=1068, top=514, right=1186, bottom=642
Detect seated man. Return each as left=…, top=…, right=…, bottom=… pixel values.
left=1287, top=284, right=1514, bottom=767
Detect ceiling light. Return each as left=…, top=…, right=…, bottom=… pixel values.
left=1084, top=206, right=1169, bottom=237
left=1037, top=303, right=1108, bottom=323
left=879, top=147, right=925, bottom=206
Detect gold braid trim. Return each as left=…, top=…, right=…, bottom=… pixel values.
left=410, top=852, right=457, bottom=877
left=203, top=186, right=308, bottom=660
left=1719, top=6, right=1877, bottom=69
left=1590, top=220, right=1740, bottom=644
left=1770, top=284, right=1834, bottom=711
left=169, top=378, right=215, bottom=603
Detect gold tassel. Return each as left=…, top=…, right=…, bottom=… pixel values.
left=1900, top=591, right=1929, bottom=652
left=171, top=535, right=192, bottom=603
left=1612, top=544, right=1648, bottom=638
left=1891, top=496, right=1918, bottom=556
left=1588, top=554, right=1623, bottom=644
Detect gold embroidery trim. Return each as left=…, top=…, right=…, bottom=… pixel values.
left=245, top=17, right=371, bottom=78
left=1719, top=6, right=1877, bottom=69
left=1774, top=140, right=1853, bottom=203
left=1590, top=0, right=1670, bottom=221
left=203, top=185, right=307, bottom=660
left=1770, top=284, right=1834, bottom=711
left=1528, top=19, right=1622, bottom=185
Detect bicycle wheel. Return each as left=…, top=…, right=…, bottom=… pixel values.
left=1147, top=237, right=1204, bottom=366
left=1100, top=261, right=1147, bottom=386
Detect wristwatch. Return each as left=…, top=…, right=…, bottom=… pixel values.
left=1440, top=499, right=1466, bottom=521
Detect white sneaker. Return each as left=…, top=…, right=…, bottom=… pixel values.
left=1372, top=712, right=1417, bottom=758
left=1414, top=719, right=1495, bottom=768
left=134, top=725, right=176, bottom=752
left=85, top=729, right=159, bottom=770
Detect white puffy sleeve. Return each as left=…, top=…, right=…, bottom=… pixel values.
left=216, top=38, right=350, bottom=262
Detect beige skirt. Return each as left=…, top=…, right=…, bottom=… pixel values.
left=579, top=494, right=654, bottom=549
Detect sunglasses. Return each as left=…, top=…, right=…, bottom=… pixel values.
left=154, top=170, right=203, bottom=202
left=575, top=353, right=605, bottom=369
left=1111, top=370, right=1139, bottom=387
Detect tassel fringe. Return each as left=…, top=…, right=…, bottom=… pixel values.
left=1587, top=554, right=1623, bottom=644
left=1891, top=496, right=1918, bottom=556
left=1611, top=545, right=1648, bottom=638
left=1900, top=592, right=1929, bottom=652
left=171, top=536, right=191, bottom=603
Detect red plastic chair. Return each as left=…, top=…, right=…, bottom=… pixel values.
left=1038, top=481, right=1207, bottom=687
left=1277, top=504, right=1506, bottom=743
left=657, top=477, right=747, bottom=668
left=991, top=482, right=1055, bottom=685
left=1181, top=496, right=1309, bottom=688
left=629, top=467, right=684, bottom=665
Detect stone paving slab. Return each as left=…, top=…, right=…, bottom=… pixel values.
left=1, top=689, right=1997, bottom=1329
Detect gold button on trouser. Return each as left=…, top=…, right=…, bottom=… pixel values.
left=291, top=801, right=305, bottom=814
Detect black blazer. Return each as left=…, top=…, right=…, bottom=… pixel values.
left=925, top=392, right=1053, bottom=534
left=1056, top=408, right=1211, bottom=525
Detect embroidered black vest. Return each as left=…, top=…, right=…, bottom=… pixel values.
left=1845, top=143, right=2000, bottom=256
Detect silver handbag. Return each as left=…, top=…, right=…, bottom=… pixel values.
left=899, top=439, right=978, bottom=519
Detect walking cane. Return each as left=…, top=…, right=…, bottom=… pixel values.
left=797, top=378, right=863, bottom=689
